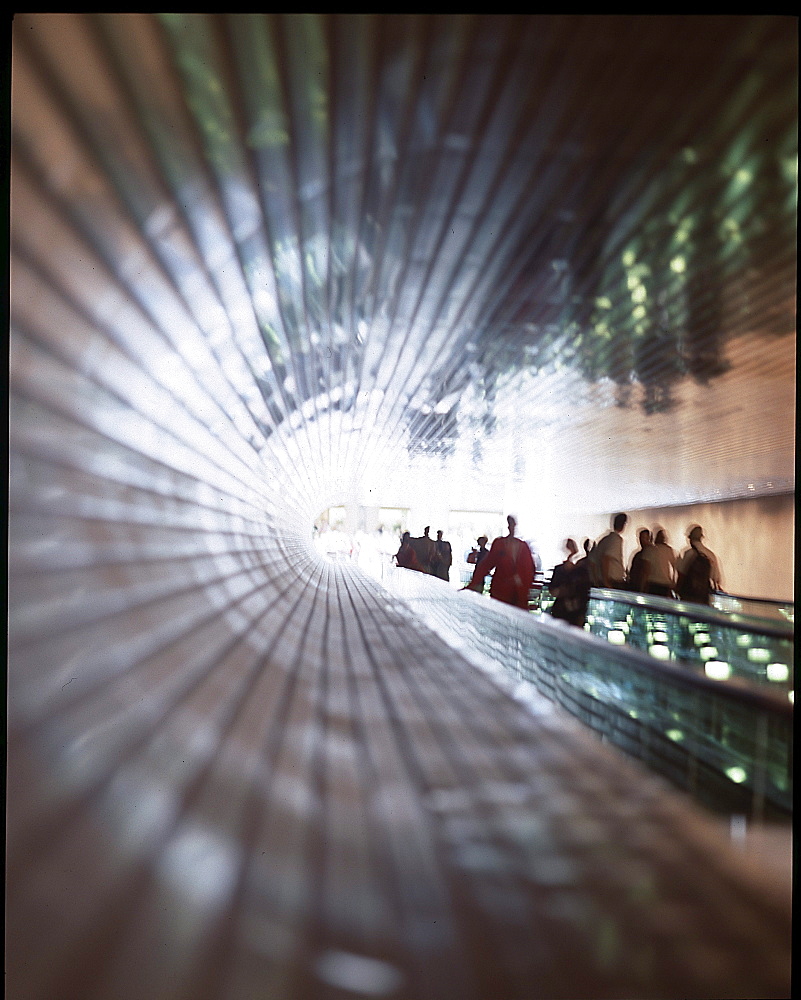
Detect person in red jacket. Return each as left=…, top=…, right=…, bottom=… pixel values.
left=465, top=515, right=535, bottom=609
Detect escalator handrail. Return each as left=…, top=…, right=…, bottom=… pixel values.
left=390, top=569, right=793, bottom=718
left=714, top=589, right=794, bottom=608
left=530, top=607, right=794, bottom=719
left=588, top=587, right=794, bottom=641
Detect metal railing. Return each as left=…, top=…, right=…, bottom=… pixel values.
left=712, top=590, right=794, bottom=623
left=537, top=584, right=794, bottom=695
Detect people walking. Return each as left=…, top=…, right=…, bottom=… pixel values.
left=465, top=515, right=535, bottom=609
left=549, top=538, right=589, bottom=626
left=467, top=535, right=489, bottom=565
left=676, top=525, right=722, bottom=605
left=628, top=528, right=653, bottom=593
left=418, top=526, right=437, bottom=575
left=643, top=528, right=677, bottom=598
left=394, top=531, right=423, bottom=572
left=432, top=529, right=453, bottom=581
left=591, top=513, right=629, bottom=589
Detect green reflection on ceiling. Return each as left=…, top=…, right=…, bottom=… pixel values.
left=153, top=14, right=795, bottom=454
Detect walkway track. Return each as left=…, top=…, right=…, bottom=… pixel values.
left=8, top=13, right=794, bottom=1000
left=7, top=558, right=791, bottom=1000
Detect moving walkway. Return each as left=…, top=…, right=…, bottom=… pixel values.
left=392, top=570, right=793, bottom=822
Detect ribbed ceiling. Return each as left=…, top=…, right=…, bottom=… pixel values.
left=8, top=16, right=796, bottom=1000
left=11, top=13, right=797, bottom=525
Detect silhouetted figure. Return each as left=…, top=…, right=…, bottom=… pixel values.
left=528, top=539, right=543, bottom=580
left=576, top=538, right=594, bottom=574
left=549, top=538, right=589, bottom=626
left=467, top=535, right=489, bottom=565
left=578, top=537, right=595, bottom=576
left=466, top=515, right=535, bottom=609
left=432, top=529, right=452, bottom=581
left=466, top=535, right=490, bottom=591
left=628, top=528, right=653, bottom=593
left=676, top=525, right=722, bottom=605
left=571, top=542, right=593, bottom=627
left=591, top=513, right=628, bottom=589
left=417, top=525, right=437, bottom=575
left=395, top=531, right=423, bottom=572
left=643, top=528, right=677, bottom=598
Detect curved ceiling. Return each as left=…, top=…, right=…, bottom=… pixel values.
left=10, top=13, right=797, bottom=527
left=7, top=16, right=796, bottom=999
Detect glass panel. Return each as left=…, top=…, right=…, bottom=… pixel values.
left=384, top=568, right=793, bottom=821
left=712, top=592, right=794, bottom=624
left=582, top=589, right=794, bottom=698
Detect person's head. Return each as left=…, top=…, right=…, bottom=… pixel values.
left=477, top=535, right=488, bottom=547
left=688, top=524, right=703, bottom=544
left=654, top=528, right=667, bottom=546
left=613, top=512, right=628, bottom=532
left=507, top=515, right=517, bottom=535
left=565, top=537, right=578, bottom=556
left=639, top=528, right=652, bottom=547
left=401, top=531, right=410, bottom=542
left=436, top=530, right=443, bottom=540
left=423, top=526, right=430, bottom=536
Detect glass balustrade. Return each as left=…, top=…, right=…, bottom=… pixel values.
left=581, top=589, right=794, bottom=701
left=712, top=591, right=794, bottom=624
left=383, top=567, right=793, bottom=822
left=538, top=584, right=794, bottom=698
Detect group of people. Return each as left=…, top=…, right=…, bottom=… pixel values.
left=548, top=513, right=723, bottom=628
left=394, top=516, right=537, bottom=608
left=463, top=515, right=535, bottom=609
left=394, top=526, right=453, bottom=581
left=393, top=512, right=724, bottom=628
left=626, top=522, right=722, bottom=602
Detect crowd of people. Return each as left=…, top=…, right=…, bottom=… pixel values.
left=393, top=512, right=724, bottom=629
left=394, top=526, right=453, bottom=580
left=393, top=516, right=537, bottom=608
left=547, top=514, right=723, bottom=628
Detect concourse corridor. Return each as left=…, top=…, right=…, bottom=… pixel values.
left=8, top=14, right=795, bottom=999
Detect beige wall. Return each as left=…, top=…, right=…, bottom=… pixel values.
left=623, top=493, right=795, bottom=601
